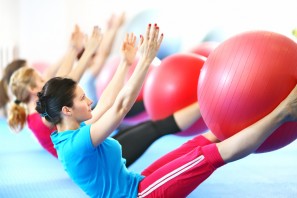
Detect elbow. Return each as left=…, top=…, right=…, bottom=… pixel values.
left=118, top=97, right=134, bottom=116
left=114, top=89, right=135, bottom=117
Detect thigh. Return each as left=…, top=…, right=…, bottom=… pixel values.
left=141, top=135, right=208, bottom=176
left=138, top=147, right=215, bottom=198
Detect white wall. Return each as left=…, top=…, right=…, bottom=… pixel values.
left=18, top=0, right=67, bottom=65
left=0, top=0, right=19, bottom=71
left=0, top=0, right=19, bottom=45
left=1, top=0, right=297, bottom=66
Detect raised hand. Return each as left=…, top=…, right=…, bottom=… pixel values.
left=106, top=12, right=126, bottom=30
left=120, top=33, right=138, bottom=65
left=70, top=24, right=86, bottom=54
left=84, top=26, right=103, bottom=56
left=138, top=23, right=163, bottom=65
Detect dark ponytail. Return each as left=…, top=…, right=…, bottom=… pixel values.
left=36, top=77, right=77, bottom=125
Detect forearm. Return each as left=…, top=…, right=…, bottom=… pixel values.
left=88, top=53, right=108, bottom=77
left=55, top=47, right=78, bottom=77
left=217, top=105, right=285, bottom=163
left=43, top=48, right=77, bottom=80
left=43, top=60, right=61, bottom=80
left=99, top=60, right=130, bottom=105
left=98, top=12, right=124, bottom=60
left=67, top=26, right=102, bottom=81
left=116, top=58, right=150, bottom=112
left=91, top=64, right=149, bottom=130
left=67, top=48, right=93, bottom=81
left=99, top=29, right=117, bottom=59
left=173, top=102, right=201, bottom=131
left=88, top=27, right=121, bottom=77
left=87, top=59, right=130, bottom=124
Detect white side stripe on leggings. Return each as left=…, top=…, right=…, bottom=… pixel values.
left=138, top=155, right=205, bottom=197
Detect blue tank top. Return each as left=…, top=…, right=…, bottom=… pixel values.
left=51, top=123, right=144, bottom=198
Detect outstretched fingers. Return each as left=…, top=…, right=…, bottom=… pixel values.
left=153, top=25, right=163, bottom=52
left=123, top=33, right=136, bottom=47
left=84, top=26, right=103, bottom=53
left=143, top=23, right=163, bottom=43
left=149, top=23, right=163, bottom=49
left=128, top=32, right=136, bottom=45
left=92, top=26, right=101, bottom=38
left=145, top=23, right=152, bottom=40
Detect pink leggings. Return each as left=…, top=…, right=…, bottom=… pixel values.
left=137, top=135, right=225, bottom=198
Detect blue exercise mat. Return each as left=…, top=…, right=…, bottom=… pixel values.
left=1, top=118, right=296, bottom=197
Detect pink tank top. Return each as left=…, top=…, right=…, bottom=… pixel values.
left=27, top=113, right=57, bottom=157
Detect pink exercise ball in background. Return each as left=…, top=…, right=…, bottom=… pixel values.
left=198, top=30, right=297, bottom=153
left=144, top=53, right=208, bottom=136
left=96, top=55, right=160, bottom=102
left=96, top=55, right=119, bottom=98
left=31, top=61, right=50, bottom=74
left=189, top=41, right=220, bottom=58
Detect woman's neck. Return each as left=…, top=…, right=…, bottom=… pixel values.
left=27, top=97, right=37, bottom=115
left=57, top=118, right=81, bottom=132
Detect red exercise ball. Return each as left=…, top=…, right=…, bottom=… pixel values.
left=144, top=53, right=208, bottom=136
left=189, top=41, right=220, bottom=58
left=198, top=30, right=297, bottom=153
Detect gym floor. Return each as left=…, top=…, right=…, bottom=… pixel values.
left=0, top=118, right=296, bottom=198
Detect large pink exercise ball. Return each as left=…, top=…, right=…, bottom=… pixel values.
left=198, top=30, right=297, bottom=153
left=144, top=53, right=208, bottom=136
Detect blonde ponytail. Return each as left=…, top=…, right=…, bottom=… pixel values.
left=8, top=102, right=27, bottom=132
left=8, top=67, right=36, bottom=132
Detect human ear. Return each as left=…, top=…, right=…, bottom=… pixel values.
left=61, top=106, right=72, bottom=116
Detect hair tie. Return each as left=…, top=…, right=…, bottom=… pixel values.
left=14, top=99, right=21, bottom=105
left=41, top=112, right=49, bottom=117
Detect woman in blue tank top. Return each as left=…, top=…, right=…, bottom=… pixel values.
left=36, top=24, right=297, bottom=198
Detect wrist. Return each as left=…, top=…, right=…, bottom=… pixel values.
left=137, top=57, right=152, bottom=68
left=119, top=59, right=131, bottom=67
left=69, top=44, right=83, bottom=53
